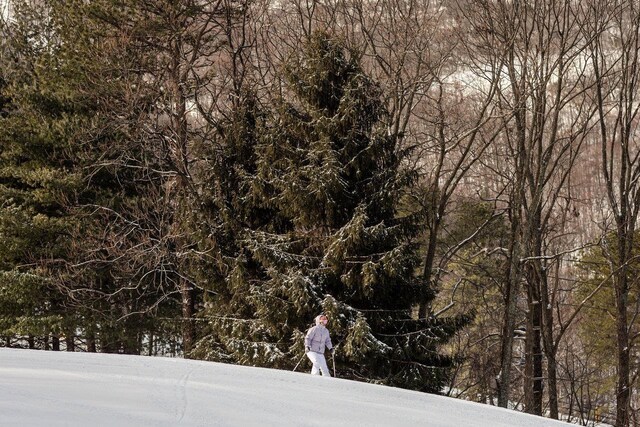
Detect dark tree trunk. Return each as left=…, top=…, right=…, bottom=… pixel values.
left=182, top=279, right=195, bottom=357
left=65, top=334, right=75, bottom=352
left=524, top=223, right=544, bottom=416
left=419, top=214, right=441, bottom=319
left=498, top=189, right=525, bottom=408
left=542, top=265, right=559, bottom=419
left=615, top=286, right=630, bottom=427
left=148, top=333, right=154, bottom=357
left=498, top=54, right=527, bottom=407
left=498, top=230, right=522, bottom=408
left=525, top=280, right=543, bottom=415
left=547, top=351, right=559, bottom=419
left=52, top=335, right=60, bottom=351
left=168, top=31, right=196, bottom=359
left=615, top=234, right=631, bottom=427
left=86, top=332, right=96, bottom=353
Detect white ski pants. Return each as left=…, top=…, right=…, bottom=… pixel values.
left=306, top=351, right=331, bottom=376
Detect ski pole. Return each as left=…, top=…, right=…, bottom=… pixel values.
left=293, top=352, right=305, bottom=372
left=332, top=348, right=336, bottom=377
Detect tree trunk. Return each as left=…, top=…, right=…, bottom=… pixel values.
left=524, top=282, right=543, bottom=415
left=615, top=292, right=630, bottom=427
left=86, top=331, right=96, bottom=353
left=615, top=244, right=631, bottom=427
left=498, top=42, right=528, bottom=407
left=542, top=262, right=559, bottom=419
left=148, top=332, right=154, bottom=357
left=524, top=304, right=533, bottom=410
left=52, top=334, right=60, bottom=351
left=498, top=221, right=523, bottom=408
left=524, top=224, right=544, bottom=416
left=182, top=278, right=195, bottom=357
left=169, top=31, right=196, bottom=359
left=65, top=334, right=75, bottom=352
left=419, top=215, right=441, bottom=318
left=547, top=351, right=559, bottom=419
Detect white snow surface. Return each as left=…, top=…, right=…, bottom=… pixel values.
left=0, top=348, right=571, bottom=426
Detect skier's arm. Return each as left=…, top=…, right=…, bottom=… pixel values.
left=325, top=332, right=333, bottom=352
left=304, top=327, right=315, bottom=350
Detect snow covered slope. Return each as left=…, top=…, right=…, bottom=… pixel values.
left=0, top=348, right=570, bottom=426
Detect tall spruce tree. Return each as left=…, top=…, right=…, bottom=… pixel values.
left=73, top=0, right=248, bottom=356
left=0, top=0, right=182, bottom=353
left=0, top=1, right=84, bottom=347
left=196, top=34, right=469, bottom=392
left=56, top=0, right=185, bottom=353
left=190, top=93, right=274, bottom=363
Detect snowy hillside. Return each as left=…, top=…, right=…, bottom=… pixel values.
left=0, top=348, right=571, bottom=426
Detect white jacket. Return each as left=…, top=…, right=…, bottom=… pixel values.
left=304, top=324, right=333, bottom=354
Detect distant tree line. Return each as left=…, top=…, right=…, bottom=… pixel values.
left=2, top=1, right=640, bottom=426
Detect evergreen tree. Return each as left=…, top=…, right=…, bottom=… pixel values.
left=190, top=93, right=272, bottom=363
left=573, top=232, right=640, bottom=414
left=73, top=0, right=247, bottom=356
left=440, top=200, right=509, bottom=401
left=0, top=1, right=83, bottom=347
left=0, top=0, right=182, bottom=352
left=56, top=0, right=185, bottom=353
left=196, top=34, right=469, bottom=392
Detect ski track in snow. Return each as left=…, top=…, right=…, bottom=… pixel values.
left=176, top=368, right=194, bottom=422
left=0, top=348, right=573, bottom=426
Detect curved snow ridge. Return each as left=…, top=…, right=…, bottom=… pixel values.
left=0, top=348, right=569, bottom=426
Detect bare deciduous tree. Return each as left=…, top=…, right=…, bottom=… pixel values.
left=585, top=0, right=640, bottom=423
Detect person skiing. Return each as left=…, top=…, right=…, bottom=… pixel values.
left=304, top=313, right=334, bottom=376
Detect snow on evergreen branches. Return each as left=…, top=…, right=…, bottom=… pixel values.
left=194, top=32, right=467, bottom=392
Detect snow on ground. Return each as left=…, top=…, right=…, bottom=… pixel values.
left=0, top=348, right=571, bottom=426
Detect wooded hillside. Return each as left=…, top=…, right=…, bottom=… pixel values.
left=1, top=1, right=639, bottom=425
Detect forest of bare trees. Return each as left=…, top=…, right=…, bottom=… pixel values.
left=3, top=0, right=640, bottom=425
